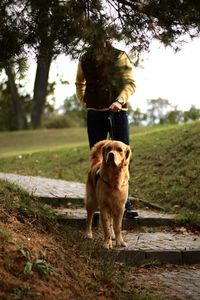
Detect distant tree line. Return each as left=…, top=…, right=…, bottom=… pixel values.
left=1, top=78, right=200, bottom=130
left=128, top=98, right=200, bottom=126
left=0, top=87, right=200, bottom=130
left=45, top=96, right=200, bottom=128
left=1, top=0, right=200, bottom=130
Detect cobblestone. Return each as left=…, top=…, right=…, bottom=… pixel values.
left=135, top=267, right=200, bottom=300
left=54, top=207, right=175, bottom=219
left=0, top=172, right=85, bottom=198
left=124, top=231, right=200, bottom=251
left=154, top=269, right=200, bottom=300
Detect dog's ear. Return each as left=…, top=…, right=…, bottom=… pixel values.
left=125, top=146, right=132, bottom=160
left=90, top=140, right=108, bottom=166
left=102, top=145, right=106, bottom=158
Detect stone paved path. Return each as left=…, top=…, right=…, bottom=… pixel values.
left=54, top=207, right=175, bottom=219
left=0, top=172, right=200, bottom=300
left=134, top=267, right=200, bottom=300
left=154, top=268, right=200, bottom=300
left=0, top=172, right=85, bottom=198
left=124, top=231, right=200, bottom=251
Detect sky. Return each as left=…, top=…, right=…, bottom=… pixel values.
left=34, top=37, right=200, bottom=112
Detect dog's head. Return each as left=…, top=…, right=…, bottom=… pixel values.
left=102, top=140, right=132, bottom=167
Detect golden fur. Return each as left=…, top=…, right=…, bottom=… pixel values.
left=85, top=140, right=132, bottom=249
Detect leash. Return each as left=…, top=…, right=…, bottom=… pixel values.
left=108, top=110, right=115, bottom=140
left=95, top=111, right=129, bottom=189
left=95, top=111, right=115, bottom=182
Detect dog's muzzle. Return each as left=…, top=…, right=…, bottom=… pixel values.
left=106, top=151, right=115, bottom=163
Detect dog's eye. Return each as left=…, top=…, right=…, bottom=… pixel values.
left=117, top=147, right=123, bottom=152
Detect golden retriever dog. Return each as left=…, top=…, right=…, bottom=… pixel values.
left=85, top=140, right=132, bottom=249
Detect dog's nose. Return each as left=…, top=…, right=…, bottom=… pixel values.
left=108, top=151, right=115, bottom=161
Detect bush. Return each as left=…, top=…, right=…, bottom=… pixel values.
left=44, top=114, right=82, bottom=128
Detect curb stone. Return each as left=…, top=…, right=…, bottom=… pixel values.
left=56, top=213, right=177, bottom=229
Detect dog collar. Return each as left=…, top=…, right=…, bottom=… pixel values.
left=95, top=169, right=128, bottom=188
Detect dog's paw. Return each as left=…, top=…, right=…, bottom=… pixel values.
left=116, top=240, right=127, bottom=248
left=104, top=240, right=113, bottom=249
left=85, top=231, right=93, bottom=239
left=111, top=233, right=116, bottom=240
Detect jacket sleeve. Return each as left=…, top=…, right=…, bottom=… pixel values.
left=75, top=60, right=86, bottom=107
left=116, top=52, right=136, bottom=104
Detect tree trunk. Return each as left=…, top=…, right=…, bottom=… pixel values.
left=5, top=64, right=26, bottom=130
left=31, top=53, right=52, bottom=129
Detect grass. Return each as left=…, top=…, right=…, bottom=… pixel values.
left=0, top=127, right=88, bottom=158
left=0, top=122, right=199, bottom=223
left=0, top=125, right=162, bottom=158
left=0, top=179, right=57, bottom=222
left=130, top=122, right=200, bottom=212
left=0, top=227, right=12, bottom=245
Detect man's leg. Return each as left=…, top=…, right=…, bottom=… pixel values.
left=87, top=110, right=110, bottom=149
left=110, top=111, right=138, bottom=218
left=109, top=111, right=129, bottom=145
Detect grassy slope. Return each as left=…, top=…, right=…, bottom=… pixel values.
left=0, top=180, right=160, bottom=300
left=0, top=127, right=88, bottom=157
left=130, top=122, right=200, bottom=213
left=0, top=126, right=156, bottom=158
left=0, top=122, right=199, bottom=216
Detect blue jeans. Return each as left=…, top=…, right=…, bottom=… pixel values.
left=87, top=110, right=129, bottom=148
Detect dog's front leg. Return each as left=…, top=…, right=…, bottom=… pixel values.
left=110, top=218, right=115, bottom=240
left=101, top=209, right=113, bottom=249
left=85, top=210, right=94, bottom=239
left=85, top=196, right=98, bottom=239
left=113, top=209, right=127, bottom=247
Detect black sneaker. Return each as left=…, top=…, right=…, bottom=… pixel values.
left=124, top=200, right=138, bottom=218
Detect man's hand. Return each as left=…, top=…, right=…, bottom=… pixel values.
left=109, top=101, right=122, bottom=112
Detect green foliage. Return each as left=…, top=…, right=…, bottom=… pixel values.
left=147, top=98, right=172, bottom=125
left=145, top=99, right=200, bottom=125
left=166, top=109, right=183, bottom=124
left=175, top=209, right=200, bottom=228
left=19, top=200, right=56, bottom=221
left=1, top=0, right=200, bottom=61
left=0, top=0, right=25, bottom=61
left=61, top=94, right=87, bottom=127
left=0, top=65, right=32, bottom=131
left=0, top=179, right=57, bottom=222
left=20, top=246, right=58, bottom=279
left=63, top=94, right=82, bottom=112
left=0, top=81, right=17, bottom=131
left=184, top=105, right=200, bottom=122
left=14, top=286, right=42, bottom=299
left=43, top=95, right=86, bottom=128
left=128, top=106, right=147, bottom=125
left=44, top=114, right=84, bottom=128
left=0, top=227, right=12, bottom=245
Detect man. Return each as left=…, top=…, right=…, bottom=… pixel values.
left=75, top=40, right=138, bottom=218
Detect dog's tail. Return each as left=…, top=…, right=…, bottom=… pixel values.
left=89, top=140, right=108, bottom=167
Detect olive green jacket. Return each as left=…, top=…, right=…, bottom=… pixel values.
left=75, top=48, right=136, bottom=111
